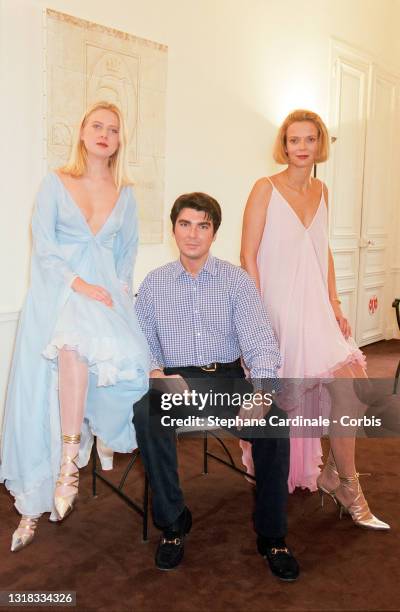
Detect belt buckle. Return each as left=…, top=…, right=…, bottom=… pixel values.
left=200, top=362, right=217, bottom=372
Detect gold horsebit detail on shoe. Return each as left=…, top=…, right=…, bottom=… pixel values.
left=270, top=547, right=289, bottom=555
left=161, top=537, right=182, bottom=545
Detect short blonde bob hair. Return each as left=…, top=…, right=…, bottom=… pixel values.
left=61, top=101, right=132, bottom=190
left=273, top=109, right=330, bottom=165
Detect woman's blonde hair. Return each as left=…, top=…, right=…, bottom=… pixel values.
left=273, top=109, right=330, bottom=165
left=60, top=101, right=132, bottom=190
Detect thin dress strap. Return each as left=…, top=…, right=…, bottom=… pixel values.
left=318, top=179, right=326, bottom=204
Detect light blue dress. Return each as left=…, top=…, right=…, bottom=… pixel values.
left=0, top=172, right=150, bottom=516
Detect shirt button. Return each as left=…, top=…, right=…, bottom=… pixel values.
left=195, top=310, right=199, bottom=314
left=197, top=332, right=201, bottom=337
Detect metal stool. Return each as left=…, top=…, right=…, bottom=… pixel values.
left=91, top=439, right=149, bottom=541
left=91, top=429, right=254, bottom=542
left=201, top=429, right=255, bottom=480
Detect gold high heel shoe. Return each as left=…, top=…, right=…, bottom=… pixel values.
left=335, top=473, right=390, bottom=530
left=54, top=433, right=81, bottom=521
left=316, top=456, right=340, bottom=507
left=11, top=516, right=40, bottom=552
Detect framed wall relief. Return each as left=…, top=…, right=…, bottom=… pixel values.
left=45, top=9, right=168, bottom=243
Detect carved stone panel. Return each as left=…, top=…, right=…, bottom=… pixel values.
left=45, top=9, right=168, bottom=243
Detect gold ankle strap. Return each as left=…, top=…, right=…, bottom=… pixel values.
left=56, top=454, right=79, bottom=489
left=339, top=471, right=371, bottom=483
left=62, top=433, right=81, bottom=444
left=339, top=474, right=359, bottom=484
left=20, top=517, right=39, bottom=529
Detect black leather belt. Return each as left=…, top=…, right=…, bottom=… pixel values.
left=180, top=358, right=241, bottom=373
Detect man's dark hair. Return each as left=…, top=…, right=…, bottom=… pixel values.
left=170, top=192, right=222, bottom=233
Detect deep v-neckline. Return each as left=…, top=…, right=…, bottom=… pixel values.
left=54, top=172, right=124, bottom=237
left=271, top=181, right=323, bottom=231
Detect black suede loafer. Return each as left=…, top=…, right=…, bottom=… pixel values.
left=155, top=507, right=192, bottom=570
left=257, top=536, right=300, bottom=581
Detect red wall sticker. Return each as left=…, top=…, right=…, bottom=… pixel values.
left=369, top=296, right=378, bottom=315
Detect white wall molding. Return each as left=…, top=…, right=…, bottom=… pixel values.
left=0, top=311, right=20, bottom=323
left=331, top=37, right=400, bottom=83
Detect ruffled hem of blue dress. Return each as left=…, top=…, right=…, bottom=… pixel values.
left=42, top=332, right=140, bottom=386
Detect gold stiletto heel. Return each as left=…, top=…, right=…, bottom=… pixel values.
left=335, top=473, right=390, bottom=530
left=11, top=516, right=40, bottom=552
left=316, top=456, right=339, bottom=507
left=318, top=488, right=335, bottom=508
left=54, top=433, right=81, bottom=521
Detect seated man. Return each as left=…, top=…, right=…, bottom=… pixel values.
left=134, top=192, right=299, bottom=581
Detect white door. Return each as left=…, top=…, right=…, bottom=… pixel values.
left=355, top=69, right=399, bottom=345
left=326, top=42, right=370, bottom=336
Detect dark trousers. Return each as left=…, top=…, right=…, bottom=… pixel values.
left=133, top=364, right=289, bottom=539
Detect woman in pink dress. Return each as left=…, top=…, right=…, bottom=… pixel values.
left=240, top=109, right=389, bottom=530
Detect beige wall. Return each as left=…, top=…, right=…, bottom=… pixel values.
left=2, top=0, right=399, bottom=306
left=1, top=0, right=400, bottom=423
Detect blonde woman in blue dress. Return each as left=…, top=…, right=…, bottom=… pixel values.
left=0, top=101, right=149, bottom=551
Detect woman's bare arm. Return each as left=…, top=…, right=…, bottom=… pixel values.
left=240, top=178, right=272, bottom=292
left=324, top=183, right=351, bottom=338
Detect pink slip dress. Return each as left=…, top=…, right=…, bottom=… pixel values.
left=241, top=177, right=366, bottom=492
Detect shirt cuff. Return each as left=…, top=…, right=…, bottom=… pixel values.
left=150, top=358, right=164, bottom=373
left=250, top=374, right=281, bottom=394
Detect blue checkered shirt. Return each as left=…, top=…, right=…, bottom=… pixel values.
left=135, top=255, right=281, bottom=380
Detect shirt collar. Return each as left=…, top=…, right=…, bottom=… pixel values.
left=171, top=254, right=217, bottom=279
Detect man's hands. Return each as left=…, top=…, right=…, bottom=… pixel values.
left=237, top=391, right=272, bottom=430
left=72, top=277, right=113, bottom=308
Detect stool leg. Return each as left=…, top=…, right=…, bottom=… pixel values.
left=394, top=360, right=400, bottom=395
left=92, top=436, right=97, bottom=497
left=203, top=430, right=208, bottom=474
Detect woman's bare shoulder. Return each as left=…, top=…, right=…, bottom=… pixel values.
left=244, top=178, right=274, bottom=218
left=250, top=176, right=273, bottom=200
left=314, top=177, right=329, bottom=205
